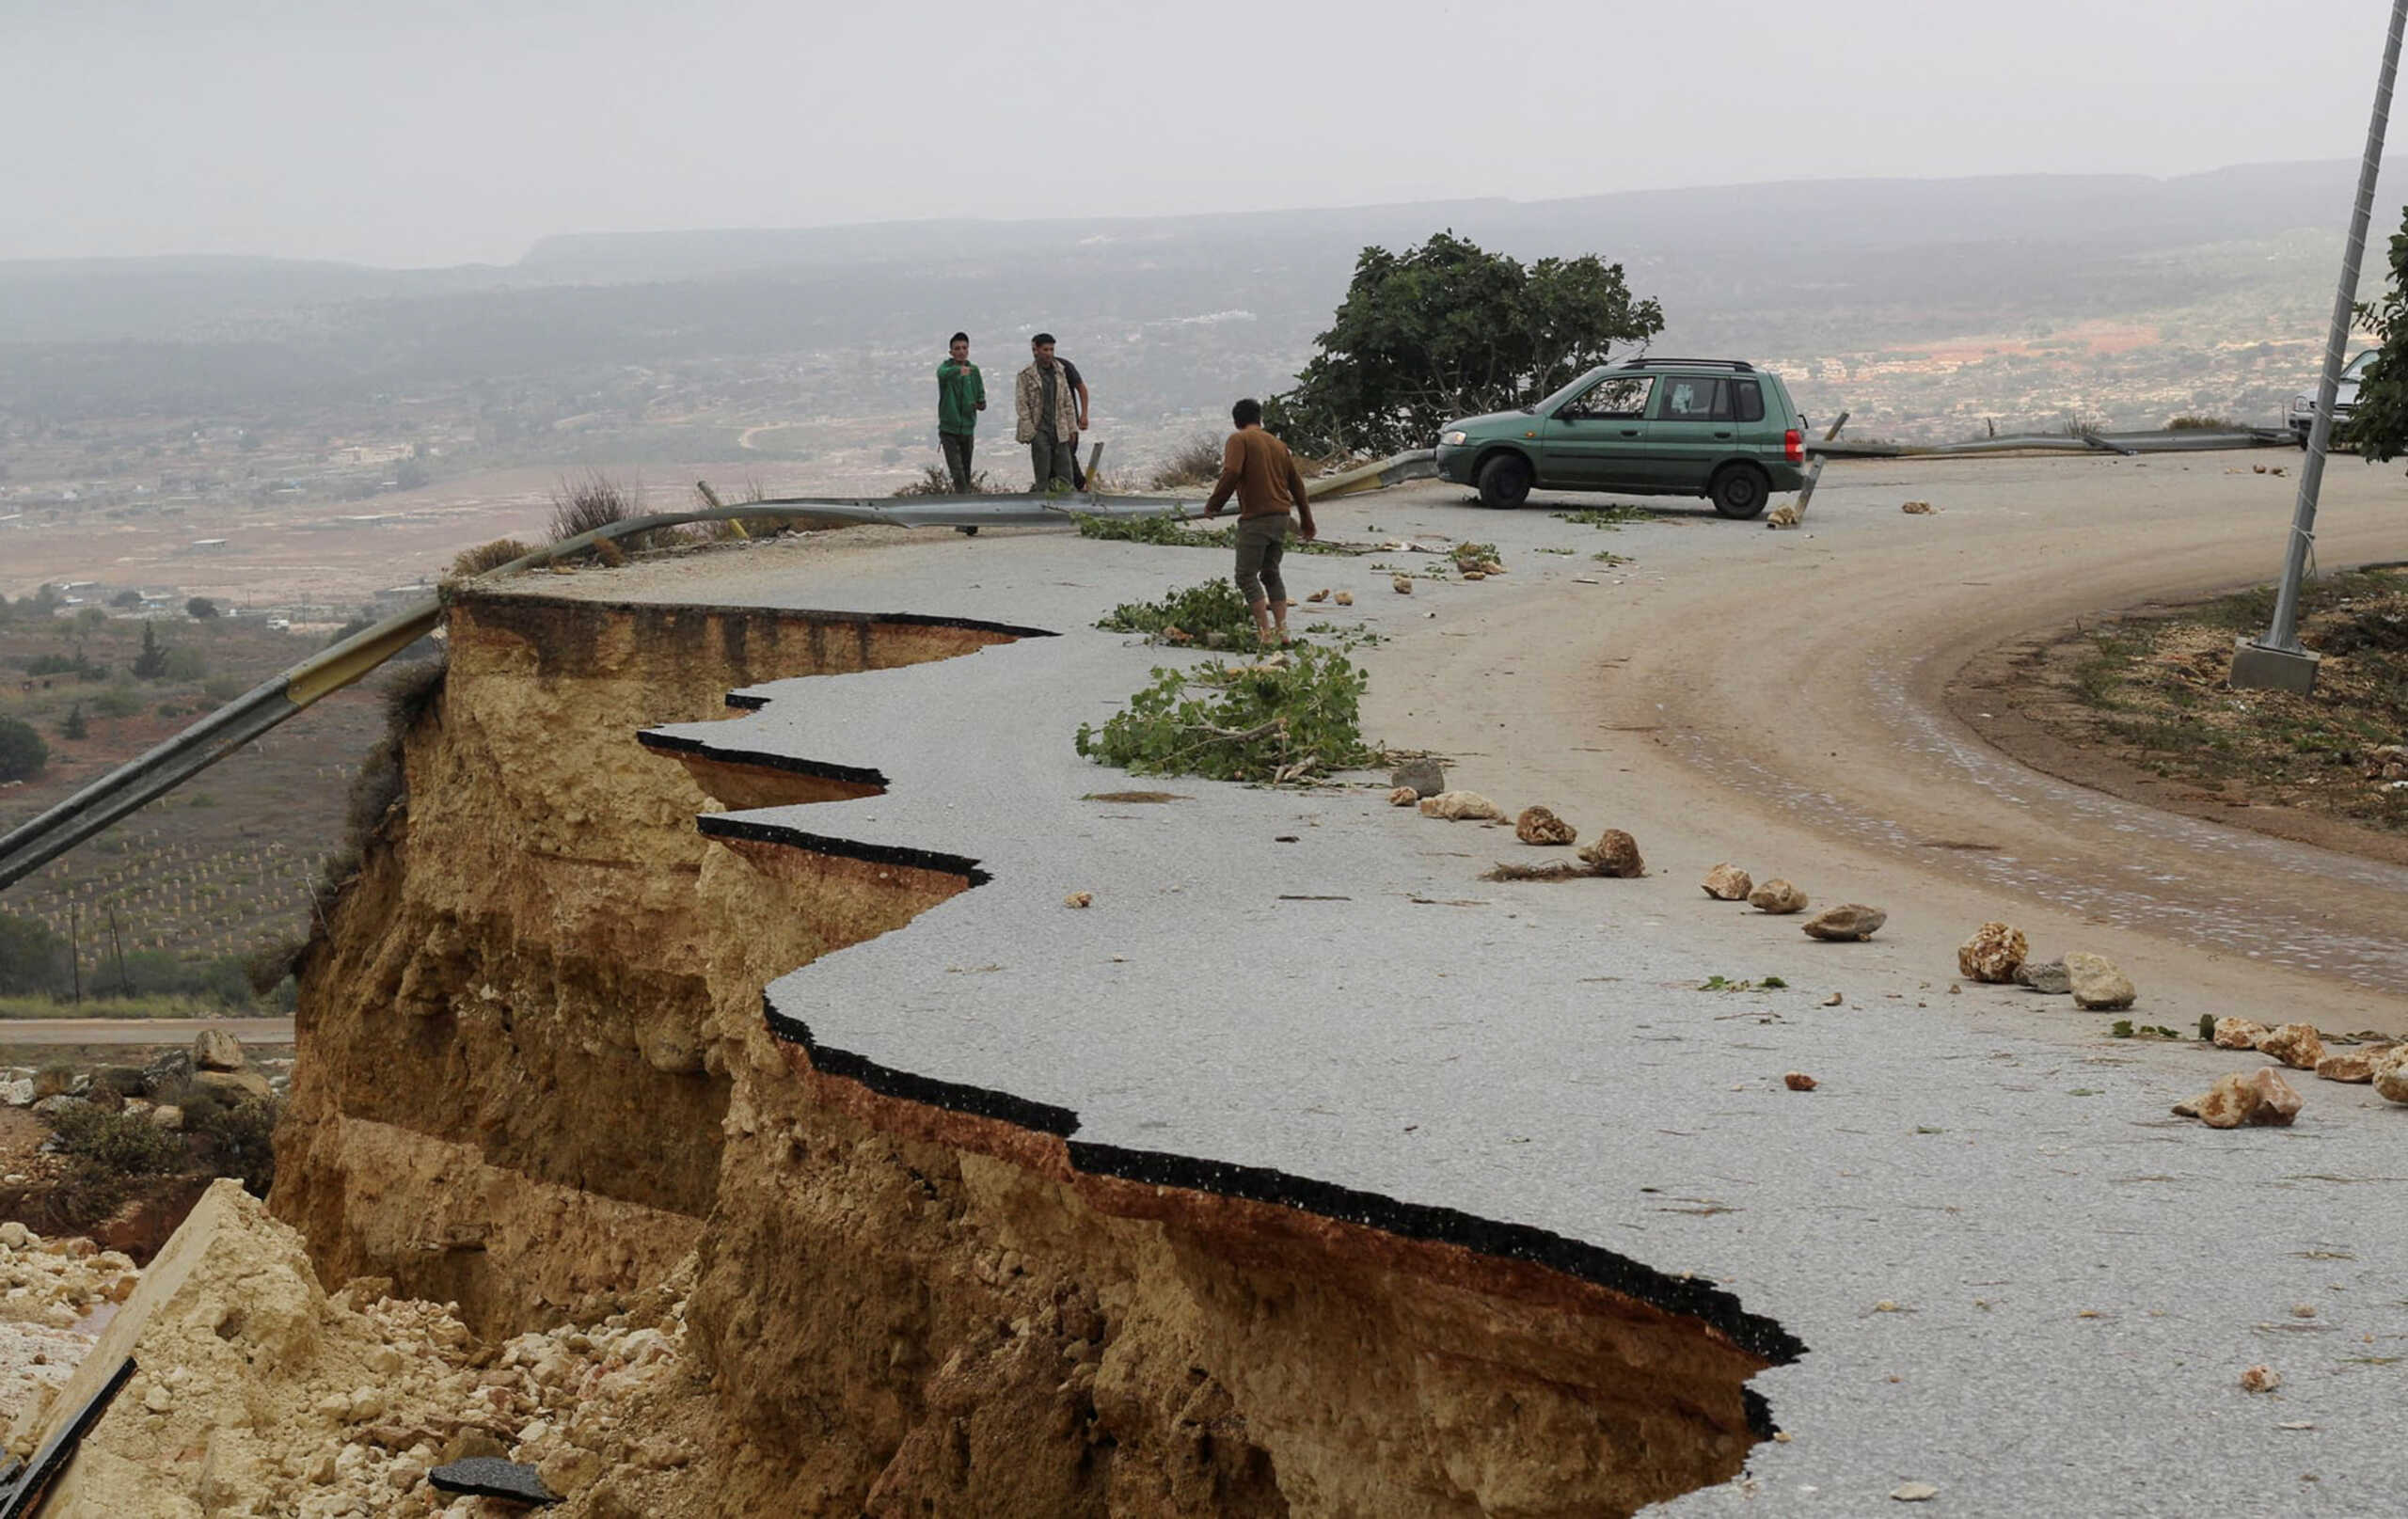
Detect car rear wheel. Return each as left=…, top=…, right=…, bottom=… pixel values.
left=1709, top=464, right=1770, bottom=519
left=1477, top=453, right=1532, bottom=509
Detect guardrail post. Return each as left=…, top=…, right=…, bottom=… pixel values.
left=1793, top=410, right=1849, bottom=518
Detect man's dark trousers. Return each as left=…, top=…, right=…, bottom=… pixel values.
left=1031, top=434, right=1076, bottom=492
left=942, top=433, right=975, bottom=492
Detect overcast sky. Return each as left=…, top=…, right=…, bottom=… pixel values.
left=3, top=0, right=2402, bottom=267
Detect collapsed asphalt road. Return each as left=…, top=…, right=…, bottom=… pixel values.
left=511, top=453, right=2408, bottom=1514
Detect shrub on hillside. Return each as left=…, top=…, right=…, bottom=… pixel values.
left=0, top=717, right=48, bottom=783
left=51, top=1103, right=187, bottom=1178
left=187, top=1094, right=279, bottom=1198
left=450, top=538, right=534, bottom=578
left=316, top=655, right=446, bottom=910
left=41, top=1103, right=194, bottom=1230
left=549, top=470, right=638, bottom=538
left=42, top=1166, right=128, bottom=1233
left=383, top=657, right=447, bottom=732
left=1149, top=435, right=1227, bottom=490
left=23, top=652, right=105, bottom=680
left=0, top=914, right=69, bottom=996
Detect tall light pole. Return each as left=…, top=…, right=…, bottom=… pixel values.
left=2231, top=0, right=2408, bottom=693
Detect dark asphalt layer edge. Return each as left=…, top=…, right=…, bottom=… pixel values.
left=635, top=728, right=889, bottom=789
left=763, top=991, right=1081, bottom=1137
left=462, top=590, right=1058, bottom=642
left=695, top=815, right=990, bottom=886
left=763, top=989, right=1802, bottom=1369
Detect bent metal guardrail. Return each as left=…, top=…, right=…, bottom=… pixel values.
left=1810, top=426, right=2298, bottom=460
left=0, top=451, right=1439, bottom=894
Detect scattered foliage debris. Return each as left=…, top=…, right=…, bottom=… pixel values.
left=1076, top=644, right=1380, bottom=783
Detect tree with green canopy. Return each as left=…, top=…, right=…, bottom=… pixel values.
left=1267, top=231, right=1664, bottom=457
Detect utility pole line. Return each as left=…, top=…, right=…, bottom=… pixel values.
left=108, top=907, right=130, bottom=998
left=2232, top=0, right=2408, bottom=692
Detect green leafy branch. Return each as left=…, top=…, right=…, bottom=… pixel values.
left=1075, top=644, right=1382, bottom=783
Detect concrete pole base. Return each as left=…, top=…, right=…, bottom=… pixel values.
left=2228, top=637, right=2321, bottom=694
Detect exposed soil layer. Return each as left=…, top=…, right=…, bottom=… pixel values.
left=1952, top=563, right=2408, bottom=867
left=274, top=596, right=1018, bottom=1334
left=691, top=1042, right=1776, bottom=1518
left=268, top=587, right=1792, bottom=1515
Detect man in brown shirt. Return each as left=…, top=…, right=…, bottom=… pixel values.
left=1200, top=398, right=1318, bottom=644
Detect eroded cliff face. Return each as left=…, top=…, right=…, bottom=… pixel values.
left=274, top=596, right=1007, bottom=1334
left=271, top=587, right=1787, bottom=1517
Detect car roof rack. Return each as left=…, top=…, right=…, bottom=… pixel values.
left=1613, top=356, right=1755, bottom=372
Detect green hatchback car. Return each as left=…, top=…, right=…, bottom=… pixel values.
left=1434, top=357, right=1807, bottom=517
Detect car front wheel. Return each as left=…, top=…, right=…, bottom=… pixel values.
left=1710, top=465, right=1770, bottom=519
left=1476, top=453, right=1533, bottom=509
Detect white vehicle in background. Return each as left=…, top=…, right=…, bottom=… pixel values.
left=2288, top=349, right=2377, bottom=447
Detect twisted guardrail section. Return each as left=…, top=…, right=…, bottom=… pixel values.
left=0, top=450, right=1438, bottom=894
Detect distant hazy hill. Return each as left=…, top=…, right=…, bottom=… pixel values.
left=0, top=161, right=2384, bottom=424
left=0, top=255, right=513, bottom=344
left=516, top=161, right=2375, bottom=279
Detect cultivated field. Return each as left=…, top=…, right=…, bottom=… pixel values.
left=2, top=614, right=388, bottom=979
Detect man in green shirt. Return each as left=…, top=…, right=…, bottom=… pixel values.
left=936, top=332, right=986, bottom=492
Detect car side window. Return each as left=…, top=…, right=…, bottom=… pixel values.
left=1733, top=379, right=1766, bottom=423
left=1562, top=376, right=1654, bottom=419
left=1658, top=377, right=1730, bottom=422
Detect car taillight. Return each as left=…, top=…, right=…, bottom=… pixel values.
left=1784, top=429, right=1803, bottom=464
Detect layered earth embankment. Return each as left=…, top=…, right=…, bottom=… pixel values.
left=262, top=588, right=1784, bottom=1516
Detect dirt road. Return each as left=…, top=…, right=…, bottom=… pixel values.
left=0, top=1018, right=294, bottom=1046
left=1360, top=452, right=2408, bottom=1031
